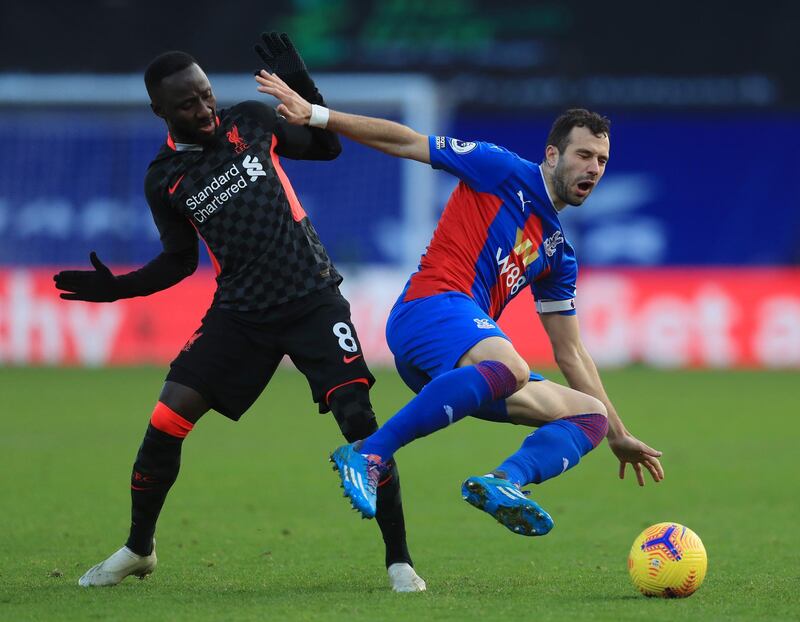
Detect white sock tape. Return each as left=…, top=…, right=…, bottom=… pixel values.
left=309, top=104, right=330, bottom=129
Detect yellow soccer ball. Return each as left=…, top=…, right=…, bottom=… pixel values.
left=628, top=522, right=707, bottom=598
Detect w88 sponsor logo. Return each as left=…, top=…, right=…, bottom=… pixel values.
left=496, top=248, right=528, bottom=297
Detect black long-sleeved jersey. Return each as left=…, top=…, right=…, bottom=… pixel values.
left=116, top=100, right=342, bottom=310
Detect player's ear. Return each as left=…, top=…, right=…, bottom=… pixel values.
left=544, top=144, right=559, bottom=168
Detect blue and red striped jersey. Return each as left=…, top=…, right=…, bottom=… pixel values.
left=402, top=136, right=577, bottom=320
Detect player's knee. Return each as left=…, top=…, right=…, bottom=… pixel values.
left=474, top=358, right=528, bottom=399
left=149, top=401, right=195, bottom=439
left=158, top=381, right=209, bottom=424
left=585, top=395, right=608, bottom=418
left=328, top=383, right=378, bottom=443
left=552, top=392, right=607, bottom=424
left=499, top=356, right=531, bottom=392
left=563, top=390, right=607, bottom=419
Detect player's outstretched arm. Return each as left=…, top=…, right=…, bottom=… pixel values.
left=54, top=247, right=198, bottom=302
left=255, top=70, right=430, bottom=163
left=540, top=312, right=665, bottom=486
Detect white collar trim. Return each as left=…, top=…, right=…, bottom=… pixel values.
left=175, top=142, right=203, bottom=152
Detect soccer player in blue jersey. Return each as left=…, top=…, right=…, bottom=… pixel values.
left=257, top=71, right=664, bottom=537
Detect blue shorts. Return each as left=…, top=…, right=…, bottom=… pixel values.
left=386, top=291, right=544, bottom=394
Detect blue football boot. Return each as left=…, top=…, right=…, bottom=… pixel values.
left=462, top=475, right=554, bottom=536
left=330, top=444, right=385, bottom=519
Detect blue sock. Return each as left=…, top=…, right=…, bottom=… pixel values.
left=497, top=414, right=608, bottom=486
left=360, top=361, right=517, bottom=460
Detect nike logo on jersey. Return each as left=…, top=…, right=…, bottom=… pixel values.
left=168, top=174, right=186, bottom=195
left=516, top=190, right=531, bottom=212
left=343, top=354, right=362, bottom=364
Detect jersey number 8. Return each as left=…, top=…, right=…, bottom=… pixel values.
left=332, top=322, right=358, bottom=353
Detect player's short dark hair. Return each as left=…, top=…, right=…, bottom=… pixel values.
left=144, top=51, right=198, bottom=99
left=546, top=108, right=611, bottom=153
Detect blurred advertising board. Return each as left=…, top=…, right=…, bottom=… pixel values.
left=2, top=267, right=798, bottom=369
left=2, top=111, right=800, bottom=269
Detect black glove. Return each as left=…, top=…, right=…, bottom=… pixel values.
left=255, top=32, right=323, bottom=104
left=53, top=251, right=120, bottom=302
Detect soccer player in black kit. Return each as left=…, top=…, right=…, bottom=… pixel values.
left=53, top=33, right=425, bottom=592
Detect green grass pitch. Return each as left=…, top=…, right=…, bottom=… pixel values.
left=1, top=367, right=798, bottom=621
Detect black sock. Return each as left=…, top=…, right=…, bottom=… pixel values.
left=329, top=384, right=413, bottom=568
left=125, top=424, right=183, bottom=556
left=375, top=458, right=413, bottom=567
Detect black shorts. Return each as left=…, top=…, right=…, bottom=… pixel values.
left=166, top=286, right=375, bottom=420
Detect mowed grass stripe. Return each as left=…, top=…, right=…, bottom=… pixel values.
left=0, top=368, right=797, bottom=621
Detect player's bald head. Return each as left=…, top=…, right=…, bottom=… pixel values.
left=144, top=51, right=199, bottom=101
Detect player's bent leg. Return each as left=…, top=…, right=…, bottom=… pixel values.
left=333, top=355, right=521, bottom=520
left=79, top=384, right=208, bottom=588
left=461, top=381, right=607, bottom=536
left=334, top=358, right=520, bottom=520
left=491, top=382, right=608, bottom=488
left=355, top=358, right=521, bottom=461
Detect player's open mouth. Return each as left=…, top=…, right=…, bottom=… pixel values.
left=576, top=181, right=594, bottom=195
left=198, top=119, right=216, bottom=134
